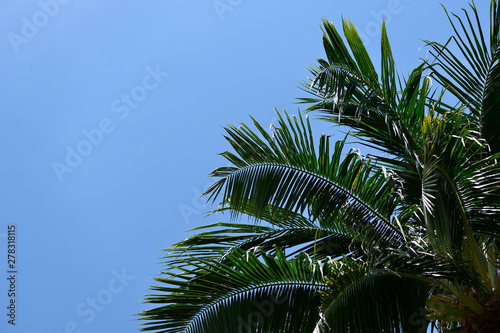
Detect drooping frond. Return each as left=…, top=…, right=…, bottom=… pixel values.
left=139, top=249, right=331, bottom=333
left=162, top=219, right=357, bottom=271
left=204, top=110, right=405, bottom=245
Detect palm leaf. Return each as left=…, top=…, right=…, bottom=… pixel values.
left=139, top=248, right=330, bottom=333
left=426, top=1, right=500, bottom=154
left=204, top=110, right=405, bottom=245
left=298, top=19, right=427, bottom=164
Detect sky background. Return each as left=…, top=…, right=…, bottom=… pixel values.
left=0, top=1, right=491, bottom=332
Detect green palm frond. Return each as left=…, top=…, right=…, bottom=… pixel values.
left=298, top=18, right=428, bottom=164
left=315, top=249, right=463, bottom=333
left=139, top=248, right=330, bottom=333
left=297, top=19, right=441, bottom=221
left=426, top=1, right=500, bottom=154
left=162, top=220, right=358, bottom=271
left=205, top=110, right=405, bottom=245
left=140, top=3, right=500, bottom=332
left=319, top=273, right=430, bottom=333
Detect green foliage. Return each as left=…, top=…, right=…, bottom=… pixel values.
left=139, top=2, right=500, bottom=332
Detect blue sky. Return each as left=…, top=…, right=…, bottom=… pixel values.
left=0, top=1, right=491, bottom=332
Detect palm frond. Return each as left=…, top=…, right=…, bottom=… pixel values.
left=298, top=19, right=428, bottom=166
left=426, top=1, right=500, bottom=154
left=205, top=110, right=405, bottom=245
left=139, top=249, right=330, bottom=333
left=162, top=218, right=358, bottom=273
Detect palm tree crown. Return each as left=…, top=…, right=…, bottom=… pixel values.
left=139, top=2, right=500, bottom=332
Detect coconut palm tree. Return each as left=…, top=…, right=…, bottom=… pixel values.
left=138, top=2, right=500, bottom=332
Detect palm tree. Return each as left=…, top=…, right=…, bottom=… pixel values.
left=138, top=2, right=500, bottom=332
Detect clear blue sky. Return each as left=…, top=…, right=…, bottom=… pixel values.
left=0, top=1, right=490, bottom=332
